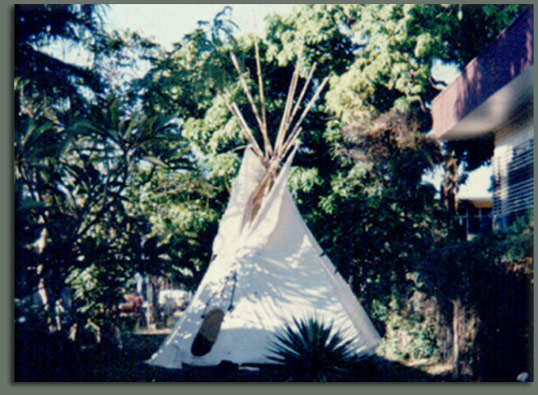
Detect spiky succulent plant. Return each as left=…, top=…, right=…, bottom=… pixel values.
left=267, top=316, right=357, bottom=382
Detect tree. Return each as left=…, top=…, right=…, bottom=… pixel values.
left=15, top=4, right=185, bottom=340
left=15, top=88, right=182, bottom=320
left=15, top=4, right=107, bottom=109
left=417, top=211, right=533, bottom=379
left=311, top=111, right=442, bottom=323
left=15, top=4, right=531, bottom=378
left=319, top=4, right=524, bottom=121
left=15, top=4, right=105, bottom=305
left=121, top=7, right=244, bottom=289
left=125, top=3, right=526, bottom=299
left=257, top=4, right=529, bottom=370
left=320, top=4, right=523, bottom=218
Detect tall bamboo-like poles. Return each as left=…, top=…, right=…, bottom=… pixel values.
left=229, top=53, right=271, bottom=161
left=226, top=36, right=328, bottom=223
left=254, top=38, right=271, bottom=159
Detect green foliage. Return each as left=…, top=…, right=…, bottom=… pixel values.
left=91, top=29, right=161, bottom=100
left=324, top=4, right=524, bottom=126
left=375, top=294, right=438, bottom=362
left=421, top=211, right=533, bottom=313
left=15, top=3, right=532, bottom=380
left=137, top=167, right=224, bottom=290
left=15, top=80, right=186, bottom=328
left=15, top=4, right=107, bottom=108
left=418, top=212, right=533, bottom=380
left=307, top=111, right=443, bottom=332
left=130, top=6, right=239, bottom=121
left=267, top=316, right=357, bottom=382
left=264, top=4, right=357, bottom=76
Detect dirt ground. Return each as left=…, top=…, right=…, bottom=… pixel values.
left=15, top=322, right=454, bottom=382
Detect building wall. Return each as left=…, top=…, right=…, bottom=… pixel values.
left=492, top=118, right=534, bottom=228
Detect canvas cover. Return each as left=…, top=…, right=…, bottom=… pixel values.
left=147, top=147, right=381, bottom=369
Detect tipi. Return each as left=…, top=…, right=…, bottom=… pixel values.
left=147, top=44, right=381, bottom=369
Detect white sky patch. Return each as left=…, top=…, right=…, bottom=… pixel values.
left=38, top=39, right=93, bottom=68
left=431, top=59, right=461, bottom=85
left=104, top=4, right=296, bottom=50
left=422, top=163, right=493, bottom=200
left=428, top=61, right=492, bottom=200
left=458, top=164, right=493, bottom=199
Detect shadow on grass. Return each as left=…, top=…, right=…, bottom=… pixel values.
left=15, top=330, right=453, bottom=382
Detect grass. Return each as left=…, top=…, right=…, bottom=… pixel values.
left=15, top=325, right=454, bottom=382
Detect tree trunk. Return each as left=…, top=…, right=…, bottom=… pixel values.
left=441, top=152, right=459, bottom=219
left=452, top=299, right=460, bottom=379
left=150, top=276, right=162, bottom=328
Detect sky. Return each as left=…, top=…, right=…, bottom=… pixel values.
left=103, top=4, right=460, bottom=81
left=103, top=4, right=491, bottom=199
left=104, top=4, right=296, bottom=50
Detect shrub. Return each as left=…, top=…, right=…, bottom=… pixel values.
left=266, top=316, right=358, bottom=382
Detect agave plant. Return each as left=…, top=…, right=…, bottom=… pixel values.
left=266, top=316, right=358, bottom=382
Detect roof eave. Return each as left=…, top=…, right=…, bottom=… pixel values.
left=432, top=8, right=534, bottom=141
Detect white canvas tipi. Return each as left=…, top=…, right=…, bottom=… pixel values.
left=147, top=46, right=381, bottom=369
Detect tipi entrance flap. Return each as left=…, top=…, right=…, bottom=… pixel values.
left=191, top=309, right=225, bottom=356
